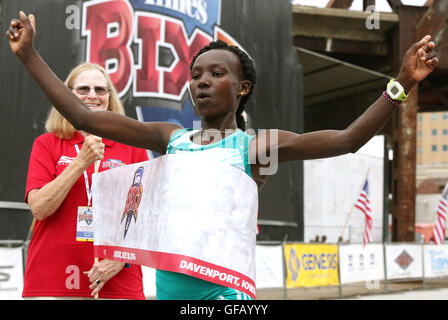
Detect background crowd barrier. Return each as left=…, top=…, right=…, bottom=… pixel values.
left=1, top=240, right=448, bottom=299
left=0, top=241, right=25, bottom=299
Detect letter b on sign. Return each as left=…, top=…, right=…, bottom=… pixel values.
left=83, top=0, right=133, bottom=95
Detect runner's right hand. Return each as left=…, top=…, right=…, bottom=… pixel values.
left=5, top=11, right=36, bottom=59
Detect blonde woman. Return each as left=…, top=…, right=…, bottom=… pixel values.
left=22, top=63, right=148, bottom=299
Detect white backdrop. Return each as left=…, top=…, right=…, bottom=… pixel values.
left=255, top=245, right=284, bottom=289
left=0, top=247, right=24, bottom=300
left=304, top=136, right=384, bottom=243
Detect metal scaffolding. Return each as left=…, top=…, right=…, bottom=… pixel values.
left=292, top=0, right=448, bottom=241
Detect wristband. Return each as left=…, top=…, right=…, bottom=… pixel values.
left=124, top=263, right=131, bottom=268
left=382, top=91, right=401, bottom=107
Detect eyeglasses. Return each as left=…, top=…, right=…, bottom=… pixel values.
left=71, top=86, right=111, bottom=96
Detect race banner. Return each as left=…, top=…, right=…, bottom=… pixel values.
left=284, top=244, right=339, bottom=288
left=255, top=245, right=284, bottom=289
left=385, top=244, right=423, bottom=280
left=0, top=247, right=24, bottom=300
left=92, top=153, right=258, bottom=298
left=423, top=244, right=448, bottom=278
left=339, top=244, right=384, bottom=284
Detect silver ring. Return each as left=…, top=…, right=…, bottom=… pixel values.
left=96, top=279, right=101, bottom=285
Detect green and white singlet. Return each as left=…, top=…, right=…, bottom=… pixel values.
left=155, top=128, right=255, bottom=300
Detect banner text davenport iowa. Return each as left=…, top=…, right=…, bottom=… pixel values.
left=179, top=260, right=256, bottom=295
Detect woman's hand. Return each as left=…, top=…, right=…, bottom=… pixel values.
left=84, top=259, right=126, bottom=297
left=27, top=135, right=104, bottom=220
left=74, top=135, right=105, bottom=170
left=5, top=11, right=36, bottom=60
left=397, top=35, right=439, bottom=92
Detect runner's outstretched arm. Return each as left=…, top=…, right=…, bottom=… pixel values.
left=271, top=35, right=439, bottom=163
left=6, top=11, right=181, bottom=154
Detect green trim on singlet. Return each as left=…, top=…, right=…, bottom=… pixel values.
left=156, top=270, right=253, bottom=300
left=166, top=128, right=255, bottom=178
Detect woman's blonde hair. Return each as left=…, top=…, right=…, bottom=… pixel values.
left=45, top=63, right=125, bottom=139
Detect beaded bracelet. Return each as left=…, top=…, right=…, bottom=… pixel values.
left=382, top=91, right=401, bottom=107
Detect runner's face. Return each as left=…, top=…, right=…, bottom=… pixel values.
left=189, top=49, right=244, bottom=119
left=72, top=69, right=110, bottom=112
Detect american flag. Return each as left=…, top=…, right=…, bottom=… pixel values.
left=354, top=178, right=372, bottom=246
left=432, top=183, right=448, bottom=245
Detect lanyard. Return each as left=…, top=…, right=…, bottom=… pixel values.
left=74, top=144, right=99, bottom=207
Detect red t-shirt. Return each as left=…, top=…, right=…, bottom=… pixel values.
left=23, top=132, right=149, bottom=299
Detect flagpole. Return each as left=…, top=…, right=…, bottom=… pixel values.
left=339, top=168, right=370, bottom=241
left=432, top=181, right=448, bottom=245
left=93, top=157, right=101, bottom=299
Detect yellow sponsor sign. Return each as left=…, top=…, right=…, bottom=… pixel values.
left=284, top=244, right=339, bottom=288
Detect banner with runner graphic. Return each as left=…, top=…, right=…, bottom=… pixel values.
left=92, top=153, right=259, bottom=298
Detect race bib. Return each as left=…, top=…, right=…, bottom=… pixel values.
left=76, top=206, right=94, bottom=241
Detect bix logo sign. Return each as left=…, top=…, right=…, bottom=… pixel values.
left=76, top=0, right=239, bottom=100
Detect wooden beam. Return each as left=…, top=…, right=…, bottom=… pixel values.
left=291, top=6, right=398, bottom=42
left=293, top=36, right=389, bottom=56
left=394, top=88, right=419, bottom=242
left=416, top=0, right=448, bottom=40
left=387, top=0, right=402, bottom=10
left=363, top=0, right=376, bottom=10
left=392, top=5, right=421, bottom=242
left=434, top=25, right=447, bottom=48
left=420, top=82, right=448, bottom=104
left=325, top=0, right=354, bottom=9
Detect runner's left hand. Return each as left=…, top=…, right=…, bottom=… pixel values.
left=396, top=35, right=439, bottom=92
